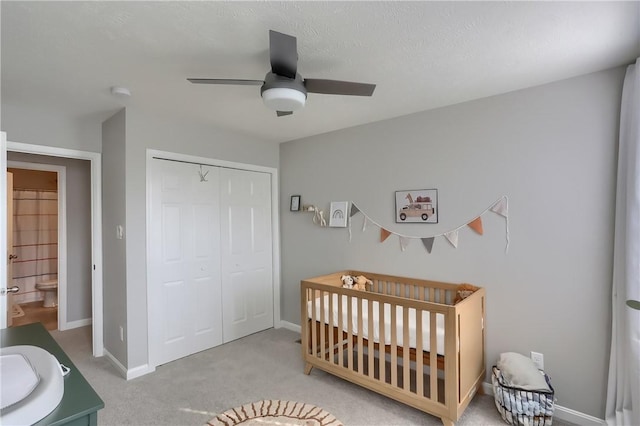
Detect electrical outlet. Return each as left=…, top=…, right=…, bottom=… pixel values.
left=120, top=326, right=124, bottom=341
left=530, top=351, right=544, bottom=370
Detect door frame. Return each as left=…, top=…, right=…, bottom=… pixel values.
left=3, top=141, right=103, bottom=357
left=1, top=132, right=7, bottom=329
left=7, top=161, right=68, bottom=330
left=146, top=149, right=281, bottom=369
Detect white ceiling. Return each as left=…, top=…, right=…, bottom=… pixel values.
left=2, top=1, right=639, bottom=143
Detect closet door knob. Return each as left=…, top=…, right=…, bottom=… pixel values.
left=8, top=254, right=18, bottom=260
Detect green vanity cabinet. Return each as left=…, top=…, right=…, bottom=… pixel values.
left=1, top=323, right=104, bottom=426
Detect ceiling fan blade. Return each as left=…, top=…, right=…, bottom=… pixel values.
left=269, top=30, right=297, bottom=79
left=304, top=79, right=376, bottom=96
left=187, top=78, right=264, bottom=86
left=276, top=111, right=293, bottom=117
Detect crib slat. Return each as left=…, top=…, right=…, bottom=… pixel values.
left=367, top=298, right=374, bottom=378
left=337, top=291, right=344, bottom=367
left=402, top=305, right=410, bottom=392
left=378, top=298, right=386, bottom=383
left=429, top=287, right=434, bottom=303
left=311, top=288, right=317, bottom=358
left=328, top=291, right=334, bottom=363
left=416, top=309, right=424, bottom=397
left=430, top=310, right=438, bottom=401
left=320, top=291, right=326, bottom=361
left=347, top=294, right=353, bottom=371
left=439, top=289, right=446, bottom=304
left=357, top=296, right=364, bottom=374
left=391, top=302, right=397, bottom=387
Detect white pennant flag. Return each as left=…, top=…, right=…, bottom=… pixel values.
left=399, top=236, right=411, bottom=251
left=490, top=196, right=510, bottom=253
left=362, top=217, right=369, bottom=232
left=444, top=230, right=459, bottom=248
left=490, top=197, right=508, bottom=217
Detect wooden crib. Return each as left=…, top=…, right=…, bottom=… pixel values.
left=300, top=271, right=486, bottom=426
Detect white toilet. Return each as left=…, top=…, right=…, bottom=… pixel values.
left=35, top=279, right=58, bottom=308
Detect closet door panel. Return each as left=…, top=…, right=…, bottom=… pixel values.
left=149, top=160, right=222, bottom=366
left=220, top=168, right=273, bottom=343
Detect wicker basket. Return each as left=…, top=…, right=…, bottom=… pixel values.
left=492, top=366, right=555, bottom=426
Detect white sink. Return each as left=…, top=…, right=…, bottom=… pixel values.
left=0, top=345, right=64, bottom=426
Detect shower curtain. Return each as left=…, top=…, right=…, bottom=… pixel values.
left=12, top=189, right=58, bottom=304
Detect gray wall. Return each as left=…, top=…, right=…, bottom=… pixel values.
left=102, top=109, right=128, bottom=365
left=279, top=67, right=626, bottom=418
left=2, top=104, right=104, bottom=152
left=7, top=151, right=92, bottom=322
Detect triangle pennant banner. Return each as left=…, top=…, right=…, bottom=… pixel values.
left=490, top=197, right=508, bottom=217
left=444, top=230, right=459, bottom=248
left=344, top=196, right=509, bottom=253
left=468, top=217, right=484, bottom=235
left=421, top=237, right=435, bottom=254
left=399, top=236, right=411, bottom=251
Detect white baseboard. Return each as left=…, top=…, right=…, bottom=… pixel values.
left=481, top=382, right=605, bottom=426
left=103, top=349, right=155, bottom=380
left=126, top=363, right=155, bottom=380
left=277, top=320, right=301, bottom=333
left=103, top=348, right=127, bottom=379
left=60, top=317, right=92, bottom=331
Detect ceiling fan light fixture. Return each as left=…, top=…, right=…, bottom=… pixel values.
left=262, top=87, right=306, bottom=111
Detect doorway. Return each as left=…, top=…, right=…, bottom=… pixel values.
left=1, top=139, right=103, bottom=357
left=7, top=162, right=65, bottom=332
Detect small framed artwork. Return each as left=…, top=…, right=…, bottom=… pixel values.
left=329, top=201, right=349, bottom=227
left=290, top=195, right=301, bottom=212
left=395, top=189, right=438, bottom=223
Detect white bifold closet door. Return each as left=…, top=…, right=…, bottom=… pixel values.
left=149, top=159, right=273, bottom=367
left=220, top=168, right=273, bottom=342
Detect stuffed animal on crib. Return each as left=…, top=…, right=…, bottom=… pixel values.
left=341, top=274, right=355, bottom=289
left=353, top=275, right=373, bottom=291
left=454, top=283, right=479, bottom=304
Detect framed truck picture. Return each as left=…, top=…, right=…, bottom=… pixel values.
left=395, top=189, right=438, bottom=223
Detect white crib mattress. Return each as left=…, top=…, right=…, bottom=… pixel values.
left=307, top=293, right=446, bottom=356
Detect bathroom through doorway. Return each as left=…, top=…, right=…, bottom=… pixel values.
left=7, top=161, right=66, bottom=331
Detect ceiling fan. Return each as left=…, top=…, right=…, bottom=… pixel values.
left=188, top=30, right=376, bottom=117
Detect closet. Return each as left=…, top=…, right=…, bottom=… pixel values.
left=148, top=158, right=273, bottom=366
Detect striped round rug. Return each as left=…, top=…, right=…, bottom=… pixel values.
left=207, top=400, right=342, bottom=426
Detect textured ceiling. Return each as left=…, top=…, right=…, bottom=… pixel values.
left=2, top=1, right=639, bottom=143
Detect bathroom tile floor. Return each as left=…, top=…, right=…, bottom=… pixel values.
left=11, top=301, right=57, bottom=331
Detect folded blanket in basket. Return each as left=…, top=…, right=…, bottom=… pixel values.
left=492, top=367, right=554, bottom=419
left=497, top=352, right=550, bottom=391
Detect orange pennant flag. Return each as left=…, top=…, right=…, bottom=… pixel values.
left=468, top=217, right=484, bottom=235
left=380, top=228, right=392, bottom=242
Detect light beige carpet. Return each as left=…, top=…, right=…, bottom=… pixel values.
left=208, top=400, right=342, bottom=426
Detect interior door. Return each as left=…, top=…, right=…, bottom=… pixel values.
left=220, top=168, right=273, bottom=342
left=0, top=132, right=6, bottom=329
left=149, top=159, right=222, bottom=366
left=6, top=172, right=15, bottom=327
